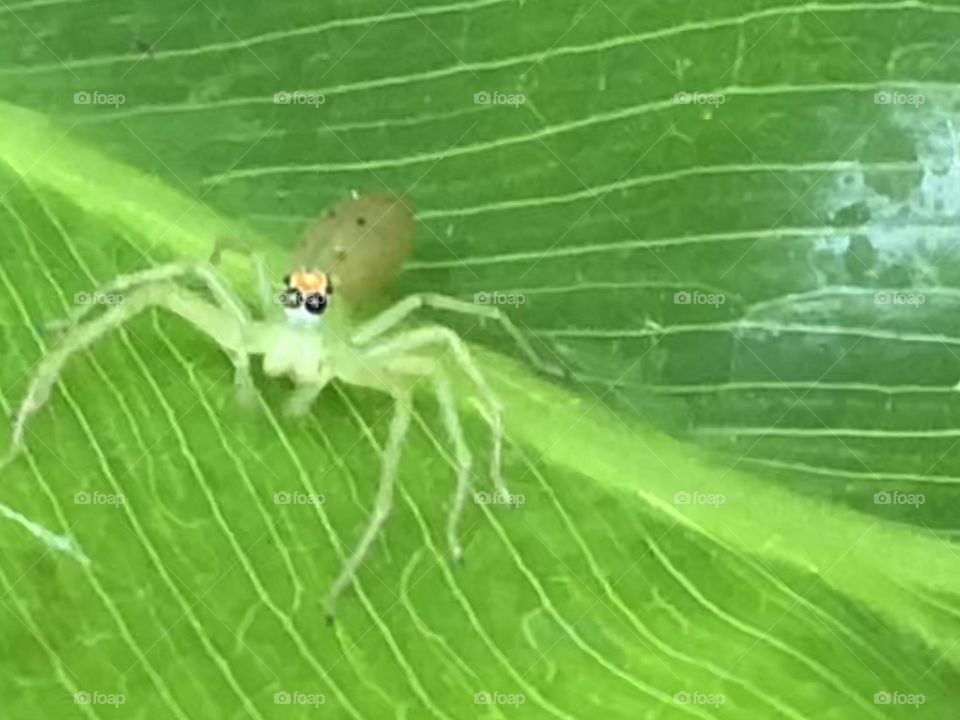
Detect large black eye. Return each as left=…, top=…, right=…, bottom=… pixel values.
left=280, top=288, right=303, bottom=308
left=304, top=293, right=327, bottom=315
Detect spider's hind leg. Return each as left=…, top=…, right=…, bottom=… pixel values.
left=351, top=292, right=567, bottom=379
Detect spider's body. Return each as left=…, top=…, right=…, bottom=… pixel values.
left=253, top=286, right=398, bottom=397
left=256, top=313, right=329, bottom=385
left=10, top=193, right=555, bottom=616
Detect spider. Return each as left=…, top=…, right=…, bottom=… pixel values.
left=9, top=193, right=557, bottom=617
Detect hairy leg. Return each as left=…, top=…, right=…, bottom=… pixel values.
left=432, top=370, right=473, bottom=562
left=360, top=326, right=509, bottom=499
left=210, top=240, right=277, bottom=317
left=350, top=293, right=564, bottom=378
left=49, top=261, right=256, bottom=401
left=326, top=391, right=412, bottom=619
left=346, top=355, right=474, bottom=558
left=11, top=284, right=245, bottom=450
left=56, top=262, right=250, bottom=328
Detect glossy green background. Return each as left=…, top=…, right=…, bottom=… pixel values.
left=1, top=1, right=958, bottom=717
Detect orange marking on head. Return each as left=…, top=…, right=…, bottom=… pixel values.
left=290, top=269, right=329, bottom=295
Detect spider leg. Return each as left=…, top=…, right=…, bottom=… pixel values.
left=283, top=369, right=333, bottom=418
left=350, top=355, right=473, bottom=560
left=432, top=370, right=472, bottom=563
left=359, top=326, right=509, bottom=501
left=350, top=293, right=565, bottom=378
left=326, top=390, right=411, bottom=619
left=251, top=253, right=277, bottom=317
left=11, top=283, right=245, bottom=451
left=53, top=261, right=250, bottom=328
left=50, top=262, right=257, bottom=404
left=210, top=240, right=278, bottom=318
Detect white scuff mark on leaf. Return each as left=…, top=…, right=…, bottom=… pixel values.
left=0, top=501, right=89, bottom=564
left=819, top=107, right=960, bottom=282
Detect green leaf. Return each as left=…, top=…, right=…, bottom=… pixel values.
left=1, top=2, right=959, bottom=718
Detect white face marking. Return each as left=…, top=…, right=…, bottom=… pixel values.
left=283, top=306, right=322, bottom=327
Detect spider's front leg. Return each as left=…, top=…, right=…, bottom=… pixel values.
left=359, top=324, right=506, bottom=488
left=10, top=283, right=247, bottom=451
left=326, top=389, right=412, bottom=619
left=355, top=353, right=475, bottom=563
left=355, top=325, right=514, bottom=564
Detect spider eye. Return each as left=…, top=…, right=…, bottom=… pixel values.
left=281, top=288, right=303, bottom=308
left=304, top=293, right=327, bottom=315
